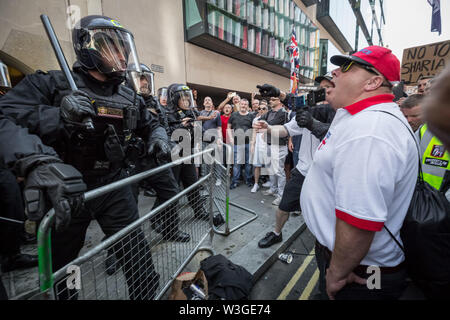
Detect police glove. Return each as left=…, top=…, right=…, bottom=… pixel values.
left=295, top=109, right=314, bottom=130
left=148, top=138, right=172, bottom=164
left=256, top=84, right=280, bottom=98
left=20, top=156, right=87, bottom=231
left=60, top=90, right=96, bottom=123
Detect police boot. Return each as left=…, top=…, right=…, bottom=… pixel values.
left=194, top=206, right=209, bottom=221
left=104, top=249, right=120, bottom=276
left=162, top=230, right=191, bottom=242
left=1, top=253, right=38, bottom=273
left=213, top=213, right=225, bottom=227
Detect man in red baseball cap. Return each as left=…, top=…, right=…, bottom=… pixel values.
left=300, top=46, right=418, bottom=300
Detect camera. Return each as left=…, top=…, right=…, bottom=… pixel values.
left=289, top=88, right=326, bottom=112
left=306, top=88, right=326, bottom=106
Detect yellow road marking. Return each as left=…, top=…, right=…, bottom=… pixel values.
left=299, top=268, right=320, bottom=300
left=277, top=248, right=315, bottom=300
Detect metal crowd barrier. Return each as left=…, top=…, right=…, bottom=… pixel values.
left=208, top=143, right=258, bottom=236
left=30, top=149, right=218, bottom=300
left=20, top=145, right=256, bottom=300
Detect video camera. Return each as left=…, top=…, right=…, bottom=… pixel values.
left=289, top=87, right=326, bottom=111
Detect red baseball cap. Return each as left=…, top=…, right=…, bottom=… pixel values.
left=330, top=46, right=400, bottom=83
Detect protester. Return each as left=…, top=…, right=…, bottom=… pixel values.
left=301, top=46, right=417, bottom=300
left=255, top=73, right=336, bottom=249
left=258, top=96, right=290, bottom=206
left=198, top=96, right=222, bottom=176
left=227, top=99, right=255, bottom=189
left=251, top=92, right=260, bottom=115
left=250, top=103, right=269, bottom=193
left=400, top=94, right=425, bottom=132
left=417, top=76, right=433, bottom=94
left=218, top=91, right=241, bottom=113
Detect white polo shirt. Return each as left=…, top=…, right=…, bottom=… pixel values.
left=284, top=118, right=321, bottom=176
left=300, top=94, right=418, bottom=267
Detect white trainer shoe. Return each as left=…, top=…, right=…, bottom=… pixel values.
left=262, top=181, right=272, bottom=188
left=272, top=196, right=282, bottom=206
left=263, top=189, right=277, bottom=197
left=251, top=184, right=260, bottom=193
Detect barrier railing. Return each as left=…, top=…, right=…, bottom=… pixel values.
left=208, top=143, right=258, bottom=236
left=32, top=149, right=218, bottom=300
left=14, top=144, right=258, bottom=300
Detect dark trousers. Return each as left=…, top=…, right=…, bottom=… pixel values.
left=171, top=163, right=205, bottom=215
left=52, top=183, right=158, bottom=300
left=0, top=168, right=25, bottom=256
left=0, top=275, right=6, bottom=300
left=138, top=159, right=182, bottom=235
left=314, top=241, right=408, bottom=300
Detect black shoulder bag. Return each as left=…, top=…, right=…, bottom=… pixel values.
left=375, top=110, right=450, bottom=300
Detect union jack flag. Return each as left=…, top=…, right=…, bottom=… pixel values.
left=288, top=28, right=300, bottom=94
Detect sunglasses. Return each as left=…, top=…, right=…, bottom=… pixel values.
left=341, top=60, right=379, bottom=75
left=258, top=107, right=267, bottom=111
left=341, top=61, right=392, bottom=88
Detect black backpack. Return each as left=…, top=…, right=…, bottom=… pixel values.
left=377, top=111, right=450, bottom=299
left=200, top=254, right=253, bottom=300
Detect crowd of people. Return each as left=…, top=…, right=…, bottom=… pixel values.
left=0, top=12, right=449, bottom=301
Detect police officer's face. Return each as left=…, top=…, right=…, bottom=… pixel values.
left=99, top=42, right=127, bottom=72
left=160, top=96, right=167, bottom=106
left=178, top=97, right=190, bottom=110
left=139, top=76, right=150, bottom=96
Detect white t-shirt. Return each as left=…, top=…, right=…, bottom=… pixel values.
left=284, top=118, right=320, bottom=176
left=300, top=95, right=418, bottom=267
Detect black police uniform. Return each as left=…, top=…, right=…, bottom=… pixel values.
left=166, top=107, right=208, bottom=219
left=0, top=64, right=164, bottom=300
left=132, top=95, right=190, bottom=242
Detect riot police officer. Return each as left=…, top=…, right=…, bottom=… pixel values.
left=166, top=84, right=225, bottom=227
left=126, top=64, right=190, bottom=242
left=0, top=15, right=168, bottom=300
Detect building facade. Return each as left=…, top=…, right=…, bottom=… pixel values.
left=0, top=0, right=386, bottom=105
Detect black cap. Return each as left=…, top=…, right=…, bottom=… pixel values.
left=314, top=72, right=332, bottom=84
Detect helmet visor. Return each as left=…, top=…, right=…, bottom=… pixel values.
left=177, top=89, right=195, bottom=110
left=128, top=69, right=155, bottom=97
left=0, top=61, right=11, bottom=88
left=158, top=87, right=168, bottom=106
left=84, top=28, right=140, bottom=76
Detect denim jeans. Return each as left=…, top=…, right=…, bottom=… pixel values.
left=232, top=144, right=252, bottom=185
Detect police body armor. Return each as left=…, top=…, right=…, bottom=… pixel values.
left=48, top=71, right=145, bottom=184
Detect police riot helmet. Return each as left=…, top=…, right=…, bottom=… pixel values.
left=72, top=15, right=141, bottom=81
left=167, top=84, right=195, bottom=111
left=127, top=63, right=155, bottom=98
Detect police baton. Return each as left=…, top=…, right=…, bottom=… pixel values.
left=40, top=14, right=94, bottom=131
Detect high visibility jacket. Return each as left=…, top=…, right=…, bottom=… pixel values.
left=417, top=124, right=450, bottom=191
